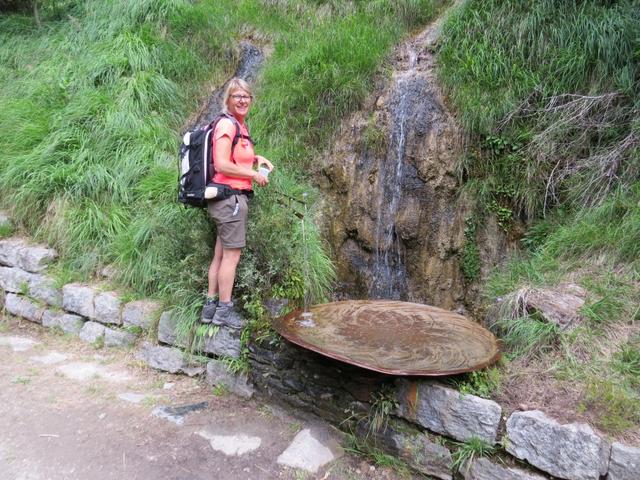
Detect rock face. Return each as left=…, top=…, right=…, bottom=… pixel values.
left=396, top=381, right=501, bottom=443
left=506, top=410, right=610, bottom=480
left=607, top=442, right=640, bottom=480
left=316, top=20, right=509, bottom=306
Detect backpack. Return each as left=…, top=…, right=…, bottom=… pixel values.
left=177, top=113, right=252, bottom=208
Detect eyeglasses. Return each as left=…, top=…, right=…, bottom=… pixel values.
left=230, top=94, right=253, bottom=101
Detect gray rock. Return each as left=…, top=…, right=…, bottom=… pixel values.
left=396, top=381, right=502, bottom=443
left=264, top=297, right=289, bottom=318
left=136, top=342, right=184, bottom=374
left=0, top=239, right=24, bottom=267
left=79, top=321, right=106, bottom=344
left=62, top=283, right=96, bottom=318
left=4, top=293, right=45, bottom=323
left=607, top=442, right=640, bottom=480
left=0, top=211, right=10, bottom=228
left=152, top=402, right=208, bottom=426
left=506, top=410, right=610, bottom=480
left=18, top=244, right=57, bottom=272
left=157, top=311, right=187, bottom=347
left=0, top=266, right=33, bottom=293
left=41, top=310, right=84, bottom=335
left=104, top=328, right=137, bottom=348
left=200, top=327, right=242, bottom=358
left=277, top=429, right=337, bottom=474
left=380, top=427, right=452, bottom=480
left=462, top=458, right=547, bottom=480
left=206, top=360, right=254, bottom=399
left=93, top=291, right=122, bottom=325
left=122, top=300, right=162, bottom=330
left=521, top=286, right=585, bottom=330
left=136, top=342, right=205, bottom=376
left=28, top=274, right=62, bottom=307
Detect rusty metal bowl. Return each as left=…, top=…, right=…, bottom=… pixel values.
left=272, top=300, right=500, bottom=376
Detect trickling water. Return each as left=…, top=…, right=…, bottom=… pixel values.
left=369, top=40, right=426, bottom=300
left=299, top=193, right=316, bottom=327
left=192, top=41, right=265, bottom=128
left=319, top=10, right=476, bottom=308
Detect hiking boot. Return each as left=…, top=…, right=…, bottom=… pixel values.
left=211, top=302, right=244, bottom=330
left=201, top=299, right=218, bottom=323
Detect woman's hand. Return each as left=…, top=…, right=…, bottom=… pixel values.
left=252, top=170, right=268, bottom=186
left=255, top=155, right=274, bottom=172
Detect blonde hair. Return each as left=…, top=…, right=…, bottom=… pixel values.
left=221, top=78, right=253, bottom=114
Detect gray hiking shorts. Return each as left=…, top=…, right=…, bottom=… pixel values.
left=207, top=194, right=249, bottom=249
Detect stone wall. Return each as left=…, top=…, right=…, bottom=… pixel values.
left=1, top=220, right=638, bottom=480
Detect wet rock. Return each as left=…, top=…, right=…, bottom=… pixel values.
left=122, top=300, right=162, bottom=330
left=157, top=310, right=187, bottom=347
left=79, top=321, right=106, bottom=344
left=62, top=283, right=97, bottom=318
left=506, top=410, right=610, bottom=480
left=607, top=442, right=640, bottom=480
left=93, top=291, right=122, bottom=325
left=4, top=293, right=45, bottom=324
left=396, top=380, right=501, bottom=443
left=206, top=359, right=254, bottom=399
left=200, top=327, right=241, bottom=358
left=263, top=297, right=289, bottom=318
left=42, top=310, right=85, bottom=335
left=462, top=458, right=547, bottom=480
left=104, top=327, right=137, bottom=348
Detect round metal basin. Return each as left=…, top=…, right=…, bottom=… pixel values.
left=272, top=300, right=501, bottom=376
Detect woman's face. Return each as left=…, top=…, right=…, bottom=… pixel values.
left=226, top=88, right=252, bottom=119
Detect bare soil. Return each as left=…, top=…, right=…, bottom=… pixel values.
left=0, top=315, right=418, bottom=480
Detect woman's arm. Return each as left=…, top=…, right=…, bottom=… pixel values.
left=214, top=135, right=268, bottom=186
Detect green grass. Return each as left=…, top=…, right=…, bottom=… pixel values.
left=0, top=0, right=444, bottom=337
left=440, top=0, right=639, bottom=220
left=451, top=437, right=495, bottom=474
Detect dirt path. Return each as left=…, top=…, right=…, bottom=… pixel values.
left=0, top=316, right=412, bottom=480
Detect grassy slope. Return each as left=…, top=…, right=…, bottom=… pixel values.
left=0, top=0, right=444, bottom=339
left=439, top=0, right=640, bottom=435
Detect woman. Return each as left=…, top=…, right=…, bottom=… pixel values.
left=201, top=78, right=273, bottom=327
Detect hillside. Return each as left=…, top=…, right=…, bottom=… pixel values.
left=1, top=0, right=639, bottom=446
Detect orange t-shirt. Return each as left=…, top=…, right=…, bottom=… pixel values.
left=211, top=118, right=254, bottom=191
